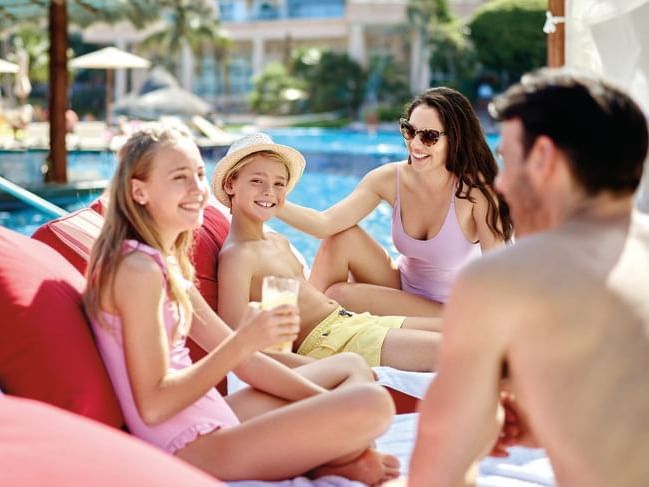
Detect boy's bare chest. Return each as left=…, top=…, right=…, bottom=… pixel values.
left=253, top=239, right=304, bottom=279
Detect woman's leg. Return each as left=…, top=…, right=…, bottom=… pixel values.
left=311, top=226, right=443, bottom=317
left=327, top=283, right=444, bottom=318
left=176, top=383, right=399, bottom=484
left=310, top=226, right=400, bottom=292
left=380, top=328, right=442, bottom=372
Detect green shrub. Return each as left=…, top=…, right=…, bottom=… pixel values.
left=469, top=0, right=546, bottom=85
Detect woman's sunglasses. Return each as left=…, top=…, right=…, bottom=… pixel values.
left=399, top=118, right=446, bottom=146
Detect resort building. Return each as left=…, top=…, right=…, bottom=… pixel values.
left=81, top=0, right=487, bottom=111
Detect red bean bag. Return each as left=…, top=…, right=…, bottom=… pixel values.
left=192, top=204, right=230, bottom=314
left=0, top=396, right=222, bottom=486
left=31, top=206, right=103, bottom=275
left=0, top=227, right=124, bottom=427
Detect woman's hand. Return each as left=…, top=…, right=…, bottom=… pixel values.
left=235, top=302, right=300, bottom=354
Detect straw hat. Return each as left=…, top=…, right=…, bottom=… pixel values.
left=212, top=132, right=306, bottom=207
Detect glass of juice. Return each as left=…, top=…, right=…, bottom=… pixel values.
left=261, top=276, right=300, bottom=353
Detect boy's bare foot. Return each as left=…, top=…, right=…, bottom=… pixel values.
left=311, top=449, right=400, bottom=486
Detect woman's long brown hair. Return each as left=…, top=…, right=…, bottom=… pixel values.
left=406, top=87, right=514, bottom=241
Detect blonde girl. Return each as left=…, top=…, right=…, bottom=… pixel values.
left=83, top=125, right=399, bottom=484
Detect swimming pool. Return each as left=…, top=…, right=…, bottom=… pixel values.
left=0, top=128, right=499, bottom=265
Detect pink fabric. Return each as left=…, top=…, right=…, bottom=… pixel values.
left=391, top=166, right=481, bottom=303
left=90, top=240, right=239, bottom=453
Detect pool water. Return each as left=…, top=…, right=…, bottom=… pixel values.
left=0, top=171, right=389, bottom=267
left=0, top=128, right=499, bottom=265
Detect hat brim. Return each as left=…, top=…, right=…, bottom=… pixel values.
left=212, top=142, right=306, bottom=207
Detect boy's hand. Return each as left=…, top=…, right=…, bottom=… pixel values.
left=236, top=302, right=300, bottom=354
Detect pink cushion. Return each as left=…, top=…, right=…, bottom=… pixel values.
left=0, top=396, right=222, bottom=486
left=31, top=207, right=103, bottom=275
left=0, top=227, right=124, bottom=427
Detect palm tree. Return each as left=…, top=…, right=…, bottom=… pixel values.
left=407, top=0, right=453, bottom=92
left=140, top=0, right=229, bottom=91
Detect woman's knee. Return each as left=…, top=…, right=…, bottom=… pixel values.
left=324, top=282, right=354, bottom=304
left=320, top=226, right=365, bottom=255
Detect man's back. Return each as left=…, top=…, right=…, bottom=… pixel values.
left=496, top=210, right=649, bottom=485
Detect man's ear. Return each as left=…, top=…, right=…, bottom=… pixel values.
left=528, top=135, right=559, bottom=185
left=131, top=178, right=147, bottom=206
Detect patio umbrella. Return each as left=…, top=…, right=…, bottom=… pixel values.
left=69, top=46, right=151, bottom=122
left=13, top=49, right=31, bottom=105
left=0, top=58, right=18, bottom=73
left=113, top=86, right=210, bottom=120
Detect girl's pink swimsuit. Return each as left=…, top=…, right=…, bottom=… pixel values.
left=392, top=166, right=481, bottom=303
left=90, top=240, right=239, bottom=453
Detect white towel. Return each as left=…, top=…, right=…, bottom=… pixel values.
left=227, top=368, right=556, bottom=486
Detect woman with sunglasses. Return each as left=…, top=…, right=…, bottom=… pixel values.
left=277, top=87, right=513, bottom=317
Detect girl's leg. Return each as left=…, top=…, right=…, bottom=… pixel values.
left=228, top=353, right=376, bottom=422
left=176, top=383, right=399, bottom=484
left=380, top=328, right=442, bottom=372
left=311, top=226, right=443, bottom=317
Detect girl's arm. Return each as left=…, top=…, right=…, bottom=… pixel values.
left=192, top=286, right=326, bottom=400
left=276, top=165, right=391, bottom=238
left=116, top=253, right=299, bottom=426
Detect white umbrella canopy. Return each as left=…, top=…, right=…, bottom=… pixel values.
left=13, top=49, right=31, bottom=103
left=114, top=86, right=210, bottom=120
left=69, top=47, right=151, bottom=123
left=69, top=46, right=151, bottom=70
left=0, top=58, right=18, bottom=74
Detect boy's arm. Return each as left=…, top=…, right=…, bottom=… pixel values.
left=217, top=244, right=315, bottom=369
left=217, top=246, right=256, bottom=330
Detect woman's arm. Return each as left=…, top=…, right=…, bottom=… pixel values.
left=276, top=165, right=392, bottom=238
left=472, top=189, right=506, bottom=252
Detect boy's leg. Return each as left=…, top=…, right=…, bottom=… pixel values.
left=177, top=383, right=399, bottom=484
left=380, top=328, right=441, bottom=372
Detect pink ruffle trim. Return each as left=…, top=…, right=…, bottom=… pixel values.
left=165, top=422, right=222, bottom=454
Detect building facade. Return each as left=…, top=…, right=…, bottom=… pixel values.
left=82, top=0, right=487, bottom=111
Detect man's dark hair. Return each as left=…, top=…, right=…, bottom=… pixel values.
left=489, top=68, right=648, bottom=195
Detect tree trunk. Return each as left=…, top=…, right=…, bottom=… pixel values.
left=547, top=0, right=565, bottom=67
left=47, top=0, right=68, bottom=184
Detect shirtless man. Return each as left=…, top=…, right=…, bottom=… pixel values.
left=212, top=133, right=441, bottom=372
left=406, top=69, right=649, bottom=486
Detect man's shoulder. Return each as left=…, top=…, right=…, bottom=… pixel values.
left=463, top=234, right=567, bottom=291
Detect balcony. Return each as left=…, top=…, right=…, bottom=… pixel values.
left=218, top=0, right=345, bottom=23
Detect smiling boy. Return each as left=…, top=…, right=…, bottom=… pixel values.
left=214, top=133, right=442, bottom=372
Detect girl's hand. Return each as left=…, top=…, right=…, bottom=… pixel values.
left=235, top=302, right=300, bottom=354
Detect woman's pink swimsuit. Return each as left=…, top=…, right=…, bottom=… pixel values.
left=392, top=167, right=481, bottom=303
left=90, top=240, right=239, bottom=453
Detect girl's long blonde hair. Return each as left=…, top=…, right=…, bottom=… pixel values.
left=84, top=125, right=195, bottom=333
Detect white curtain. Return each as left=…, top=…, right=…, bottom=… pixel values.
left=565, top=0, right=649, bottom=211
